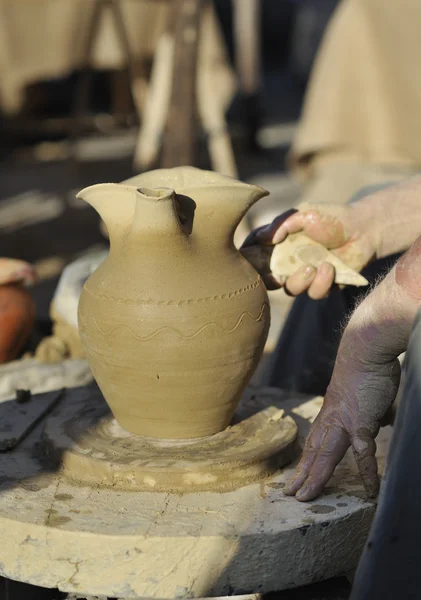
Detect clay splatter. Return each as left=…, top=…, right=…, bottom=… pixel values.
left=308, top=505, right=336, bottom=514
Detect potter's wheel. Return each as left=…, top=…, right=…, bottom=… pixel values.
left=41, top=384, right=298, bottom=492
left=0, top=383, right=393, bottom=599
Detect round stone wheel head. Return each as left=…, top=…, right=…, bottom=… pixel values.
left=0, top=387, right=391, bottom=598
left=41, top=384, right=299, bottom=493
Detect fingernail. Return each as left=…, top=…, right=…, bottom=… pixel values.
left=283, top=477, right=298, bottom=495
left=301, top=264, right=315, bottom=279
left=272, top=225, right=287, bottom=244
left=295, top=486, right=311, bottom=501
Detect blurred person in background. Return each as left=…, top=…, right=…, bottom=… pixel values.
left=246, top=0, right=421, bottom=395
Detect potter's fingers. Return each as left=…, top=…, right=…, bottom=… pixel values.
left=272, top=212, right=309, bottom=243
left=284, top=265, right=317, bottom=296
left=273, top=208, right=347, bottom=248
left=307, top=262, right=335, bottom=300
left=295, top=426, right=350, bottom=501
left=352, top=434, right=380, bottom=498
left=283, top=423, right=326, bottom=496
left=242, top=209, right=297, bottom=247
left=264, top=209, right=298, bottom=243
left=283, top=452, right=318, bottom=496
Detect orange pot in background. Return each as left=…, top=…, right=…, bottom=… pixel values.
left=0, top=260, right=37, bottom=363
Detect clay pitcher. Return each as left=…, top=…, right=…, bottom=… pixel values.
left=77, top=167, right=270, bottom=438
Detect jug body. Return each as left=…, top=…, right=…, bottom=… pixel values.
left=78, top=167, right=270, bottom=438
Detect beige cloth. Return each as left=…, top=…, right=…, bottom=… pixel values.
left=0, top=0, right=168, bottom=113
left=0, top=0, right=235, bottom=135
left=291, top=0, right=421, bottom=183
left=295, top=156, right=418, bottom=207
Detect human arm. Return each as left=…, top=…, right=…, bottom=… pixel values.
left=242, top=174, right=421, bottom=297
left=283, top=235, right=421, bottom=501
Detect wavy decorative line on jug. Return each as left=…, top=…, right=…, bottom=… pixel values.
left=83, top=303, right=269, bottom=342
left=83, top=278, right=261, bottom=306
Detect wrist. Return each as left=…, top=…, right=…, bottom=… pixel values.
left=342, top=268, right=416, bottom=365
left=354, top=177, right=421, bottom=259
left=347, top=197, right=382, bottom=260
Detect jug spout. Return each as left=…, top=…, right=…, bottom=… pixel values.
left=76, top=183, right=136, bottom=246
left=76, top=183, right=187, bottom=249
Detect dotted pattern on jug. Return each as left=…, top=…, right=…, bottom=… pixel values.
left=83, top=278, right=262, bottom=306
left=80, top=302, right=269, bottom=342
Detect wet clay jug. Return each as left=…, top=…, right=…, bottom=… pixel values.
left=77, top=167, right=270, bottom=438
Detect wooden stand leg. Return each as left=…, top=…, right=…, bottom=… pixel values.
left=69, top=0, right=103, bottom=154
left=134, top=30, right=175, bottom=170
left=109, top=0, right=144, bottom=123
left=161, top=0, right=203, bottom=168
left=232, top=0, right=261, bottom=149
left=197, top=2, right=237, bottom=177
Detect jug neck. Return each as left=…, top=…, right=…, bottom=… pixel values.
left=76, top=184, right=189, bottom=252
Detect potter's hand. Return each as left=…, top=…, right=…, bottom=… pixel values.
left=243, top=174, right=421, bottom=297
left=284, top=237, right=421, bottom=500
left=283, top=345, right=400, bottom=501
left=242, top=203, right=375, bottom=298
